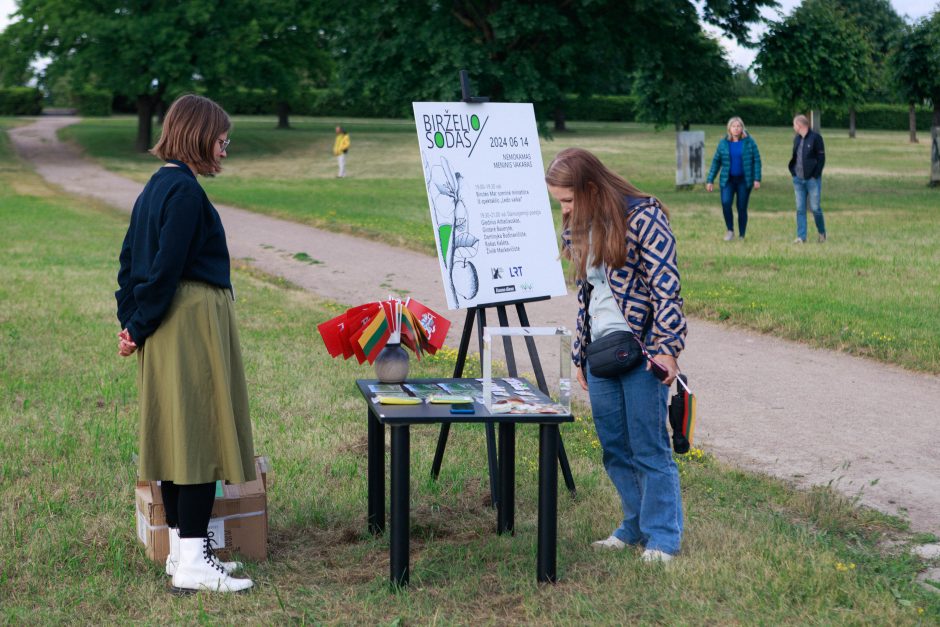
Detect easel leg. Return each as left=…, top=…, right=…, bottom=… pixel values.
left=431, top=308, right=477, bottom=479
left=477, top=308, right=499, bottom=508
left=515, top=302, right=577, bottom=497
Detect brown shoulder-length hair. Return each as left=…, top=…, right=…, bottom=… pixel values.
left=545, top=147, right=667, bottom=281
left=151, top=94, right=230, bottom=176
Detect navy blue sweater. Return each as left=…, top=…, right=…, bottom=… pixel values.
left=115, top=162, right=231, bottom=345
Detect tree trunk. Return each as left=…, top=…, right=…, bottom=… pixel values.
left=276, top=101, right=290, bottom=129
left=909, top=103, right=918, bottom=143
left=810, top=109, right=821, bottom=133
left=553, top=106, right=566, bottom=132
left=931, top=125, right=940, bottom=187
left=135, top=95, right=155, bottom=153
left=932, top=108, right=940, bottom=187
left=848, top=108, right=856, bottom=139
left=155, top=99, right=167, bottom=125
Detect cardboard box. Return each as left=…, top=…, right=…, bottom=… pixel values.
left=135, top=456, right=270, bottom=563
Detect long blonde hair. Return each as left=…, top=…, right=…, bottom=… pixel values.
left=545, top=147, right=666, bottom=281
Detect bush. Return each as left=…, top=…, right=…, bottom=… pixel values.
left=214, top=88, right=278, bottom=116
left=827, top=103, right=935, bottom=132
left=0, top=87, right=43, bottom=115
left=562, top=94, right=637, bottom=122
left=73, top=88, right=112, bottom=116
left=721, top=98, right=794, bottom=127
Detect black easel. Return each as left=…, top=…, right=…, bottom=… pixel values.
left=428, top=71, right=576, bottom=507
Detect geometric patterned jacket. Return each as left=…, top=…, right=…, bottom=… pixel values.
left=562, top=196, right=687, bottom=368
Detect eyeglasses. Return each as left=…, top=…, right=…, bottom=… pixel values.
left=218, top=138, right=230, bottom=151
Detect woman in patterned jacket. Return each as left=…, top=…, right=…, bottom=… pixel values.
left=546, top=148, right=687, bottom=562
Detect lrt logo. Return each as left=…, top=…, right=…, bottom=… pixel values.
left=508, top=266, right=523, bottom=277
left=491, top=267, right=504, bottom=280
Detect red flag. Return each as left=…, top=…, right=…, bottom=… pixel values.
left=404, top=298, right=450, bottom=350
left=317, top=313, right=349, bottom=358
left=345, top=302, right=381, bottom=332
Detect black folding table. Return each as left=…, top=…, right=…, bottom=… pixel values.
left=357, top=378, right=573, bottom=586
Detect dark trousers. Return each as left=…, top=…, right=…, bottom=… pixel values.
left=721, top=175, right=751, bottom=237
left=160, top=481, right=216, bottom=538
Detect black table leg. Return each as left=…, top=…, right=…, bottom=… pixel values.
left=390, top=425, right=410, bottom=586
left=367, top=407, right=385, bottom=535
left=485, top=422, right=499, bottom=508
left=537, top=424, right=559, bottom=583
left=497, top=423, right=515, bottom=534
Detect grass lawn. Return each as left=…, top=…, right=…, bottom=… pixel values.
left=3, top=117, right=939, bottom=622
left=62, top=116, right=940, bottom=374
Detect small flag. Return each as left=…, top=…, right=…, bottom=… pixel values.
left=404, top=298, right=450, bottom=350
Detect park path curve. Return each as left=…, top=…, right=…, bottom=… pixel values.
left=9, top=116, right=940, bottom=536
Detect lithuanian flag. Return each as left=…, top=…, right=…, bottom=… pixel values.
left=355, top=308, right=391, bottom=364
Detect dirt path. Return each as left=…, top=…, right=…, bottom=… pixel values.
left=10, top=116, right=940, bottom=536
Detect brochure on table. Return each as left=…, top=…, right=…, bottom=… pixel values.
left=413, top=102, right=567, bottom=310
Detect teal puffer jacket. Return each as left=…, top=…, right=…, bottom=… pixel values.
left=706, top=135, right=762, bottom=189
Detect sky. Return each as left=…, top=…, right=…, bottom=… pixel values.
left=0, top=0, right=937, bottom=69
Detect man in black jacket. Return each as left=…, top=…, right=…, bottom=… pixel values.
left=788, top=115, right=827, bottom=243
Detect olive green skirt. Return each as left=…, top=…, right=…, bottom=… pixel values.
left=137, top=281, right=255, bottom=484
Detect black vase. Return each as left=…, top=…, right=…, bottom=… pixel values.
left=374, top=343, right=409, bottom=383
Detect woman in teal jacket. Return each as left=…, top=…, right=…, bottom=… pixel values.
left=706, top=116, right=761, bottom=240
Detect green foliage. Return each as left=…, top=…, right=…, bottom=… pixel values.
left=756, top=0, right=874, bottom=112
left=634, top=29, right=734, bottom=130
left=889, top=15, right=940, bottom=120
left=73, top=88, right=112, bottom=117
left=332, top=1, right=772, bottom=125
left=202, top=0, right=331, bottom=128
left=8, top=0, right=330, bottom=148
left=561, top=95, right=637, bottom=122
left=0, top=87, right=43, bottom=115
left=0, top=20, right=36, bottom=87
left=829, top=0, right=905, bottom=102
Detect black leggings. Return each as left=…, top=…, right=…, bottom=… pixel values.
left=160, top=481, right=216, bottom=538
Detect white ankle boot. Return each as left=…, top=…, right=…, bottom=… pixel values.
left=165, top=528, right=241, bottom=576
left=170, top=538, right=253, bottom=594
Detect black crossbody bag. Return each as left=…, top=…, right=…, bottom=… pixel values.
left=581, top=278, right=650, bottom=378
left=584, top=330, right=644, bottom=378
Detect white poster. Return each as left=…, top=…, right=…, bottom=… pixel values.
left=676, top=130, right=705, bottom=186
left=413, top=102, right=567, bottom=310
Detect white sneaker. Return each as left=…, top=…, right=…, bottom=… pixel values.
left=591, top=535, right=628, bottom=550
left=723, top=230, right=735, bottom=241
left=170, top=538, right=253, bottom=594
left=640, top=549, right=674, bottom=563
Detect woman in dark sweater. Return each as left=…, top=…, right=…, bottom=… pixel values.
left=116, top=94, right=255, bottom=594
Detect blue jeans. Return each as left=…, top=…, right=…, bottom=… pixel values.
left=721, top=175, right=751, bottom=236
left=792, top=176, right=826, bottom=241
left=585, top=360, right=683, bottom=554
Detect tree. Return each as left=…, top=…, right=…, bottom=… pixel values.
left=202, top=0, right=330, bottom=130
left=633, top=31, right=734, bottom=130
left=830, top=0, right=905, bottom=137
left=0, top=20, right=36, bottom=87
left=890, top=19, right=938, bottom=142
left=755, top=0, right=873, bottom=131
left=9, top=0, right=329, bottom=150
left=329, top=0, right=774, bottom=131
